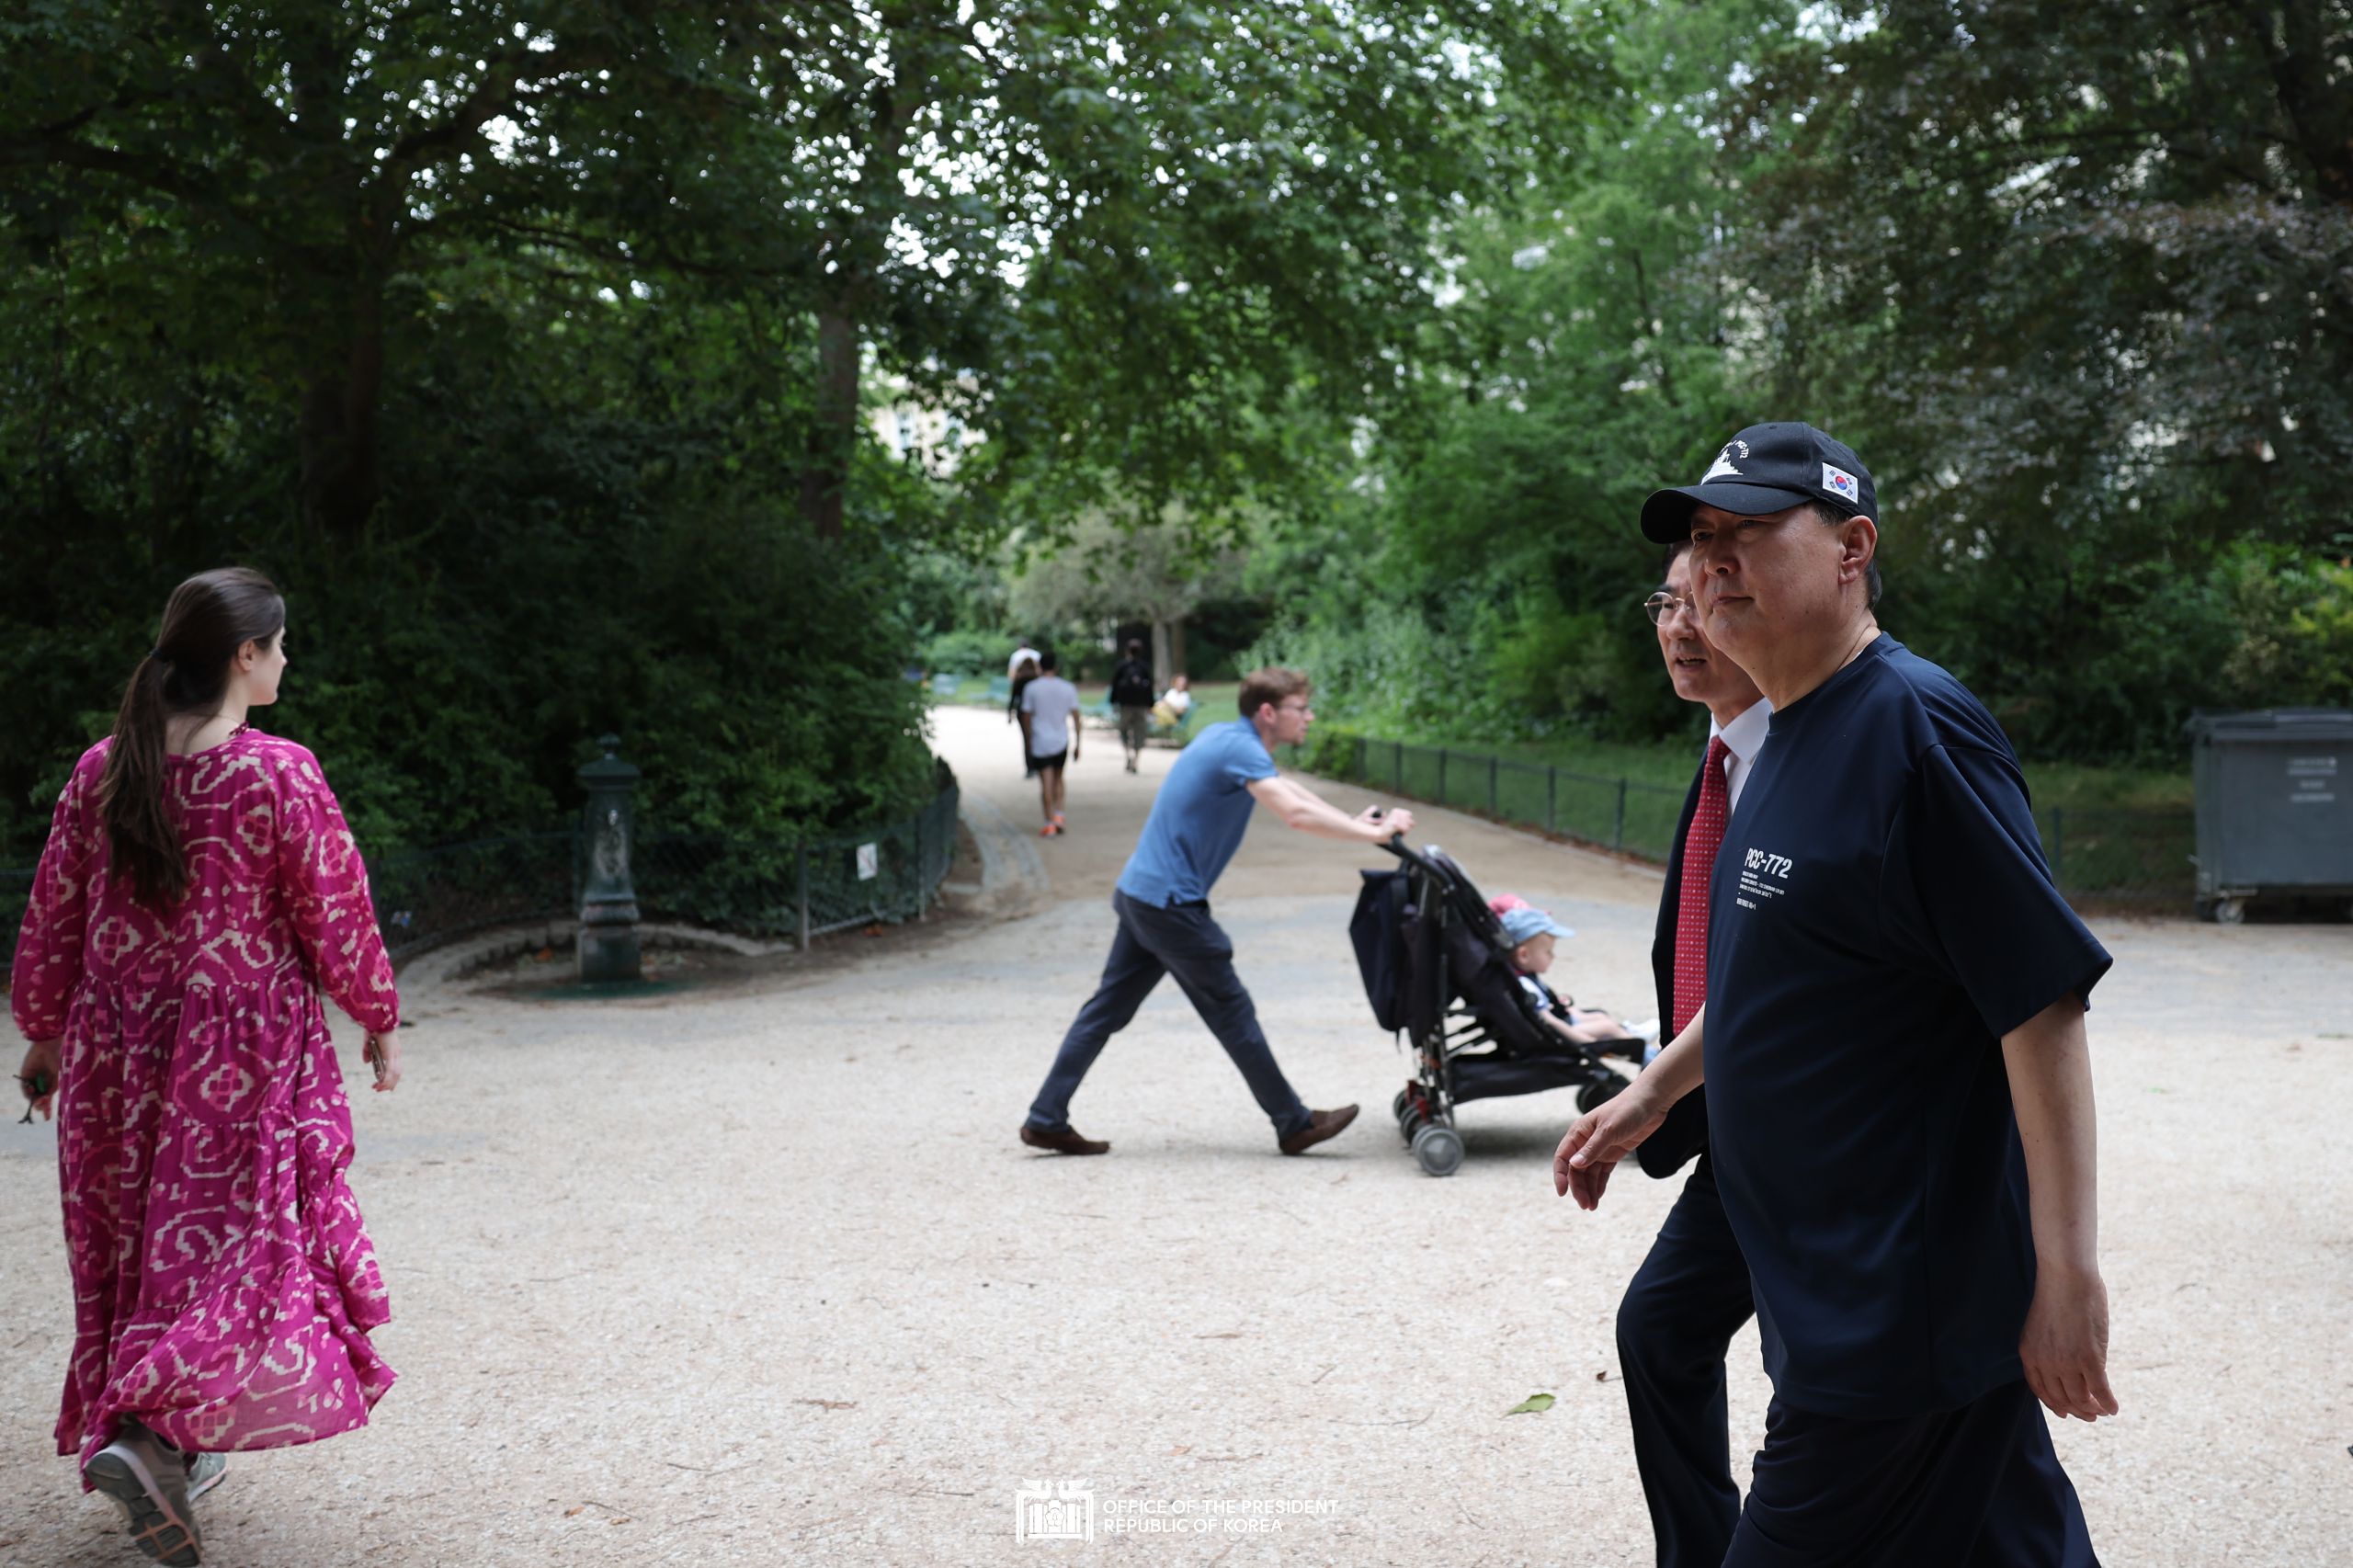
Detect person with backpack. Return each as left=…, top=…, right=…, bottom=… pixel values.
left=1108, top=639, right=1155, bottom=773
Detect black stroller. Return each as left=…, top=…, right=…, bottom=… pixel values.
left=1352, top=836, right=1649, bottom=1176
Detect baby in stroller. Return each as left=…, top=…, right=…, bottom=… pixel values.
left=1487, top=897, right=1643, bottom=1051
left=1356, top=842, right=1655, bottom=1176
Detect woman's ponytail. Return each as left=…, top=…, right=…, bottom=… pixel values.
left=94, top=567, right=287, bottom=913
left=97, top=653, right=188, bottom=910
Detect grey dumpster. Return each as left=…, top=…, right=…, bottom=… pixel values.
left=2185, top=708, right=2353, bottom=923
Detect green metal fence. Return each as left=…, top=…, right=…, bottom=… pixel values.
left=632, top=777, right=961, bottom=949
left=5, top=768, right=962, bottom=973
left=370, top=831, right=579, bottom=964
left=1281, top=733, right=2194, bottom=907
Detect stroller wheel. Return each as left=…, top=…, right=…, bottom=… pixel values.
left=1411, top=1123, right=1464, bottom=1177
left=1576, top=1076, right=1626, bottom=1115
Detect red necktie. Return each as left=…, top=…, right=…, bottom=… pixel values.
left=1671, top=737, right=1732, bottom=1035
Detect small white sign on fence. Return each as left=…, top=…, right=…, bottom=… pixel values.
left=856, top=842, right=880, bottom=881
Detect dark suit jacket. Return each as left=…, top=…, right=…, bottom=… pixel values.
left=1637, top=759, right=1711, bottom=1178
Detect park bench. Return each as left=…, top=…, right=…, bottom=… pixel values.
left=1086, top=693, right=1195, bottom=744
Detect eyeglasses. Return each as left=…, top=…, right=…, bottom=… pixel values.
left=1642, top=592, right=1700, bottom=626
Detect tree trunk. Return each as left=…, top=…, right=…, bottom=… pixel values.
left=1151, top=620, right=1174, bottom=689
left=798, top=304, right=858, bottom=541
left=298, top=280, right=386, bottom=539
left=1169, top=617, right=1188, bottom=679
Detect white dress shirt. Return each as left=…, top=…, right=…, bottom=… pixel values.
left=1711, top=698, right=1773, bottom=814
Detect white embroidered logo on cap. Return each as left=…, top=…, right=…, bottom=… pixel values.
left=1701, top=439, right=1750, bottom=483
left=1822, top=463, right=1859, bottom=502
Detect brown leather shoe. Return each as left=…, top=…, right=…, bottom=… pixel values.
left=1279, top=1104, right=1359, bottom=1155
left=1019, top=1125, right=1109, bottom=1155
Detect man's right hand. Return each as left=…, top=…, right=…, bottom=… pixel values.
left=1361, top=805, right=1415, bottom=840
left=1552, top=1081, right=1669, bottom=1210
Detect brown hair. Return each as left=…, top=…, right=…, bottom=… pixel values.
left=97, top=567, right=287, bottom=910
left=1237, top=666, right=1312, bottom=721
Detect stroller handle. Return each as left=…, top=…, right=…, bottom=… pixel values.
left=1379, top=832, right=1444, bottom=876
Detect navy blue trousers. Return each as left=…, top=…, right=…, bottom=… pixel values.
left=1025, top=892, right=1313, bottom=1142
left=1619, top=1154, right=1756, bottom=1568
left=1725, top=1379, right=2099, bottom=1566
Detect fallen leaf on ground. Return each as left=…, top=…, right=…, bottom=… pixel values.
left=1505, top=1392, right=1555, bottom=1415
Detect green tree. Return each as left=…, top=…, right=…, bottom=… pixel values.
left=1722, top=0, right=2353, bottom=758
left=0, top=3, right=775, bottom=538
left=1009, top=508, right=1245, bottom=683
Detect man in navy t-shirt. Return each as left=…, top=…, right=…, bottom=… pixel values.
left=1020, top=667, right=1415, bottom=1156
left=1555, top=423, right=2116, bottom=1564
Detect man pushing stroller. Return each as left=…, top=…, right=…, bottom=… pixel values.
left=1019, top=667, right=1415, bottom=1156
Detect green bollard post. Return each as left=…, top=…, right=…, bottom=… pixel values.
left=576, top=734, right=642, bottom=983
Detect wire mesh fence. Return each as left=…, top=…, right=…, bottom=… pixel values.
left=371, top=831, right=578, bottom=965
left=634, top=778, right=961, bottom=946
left=1282, top=733, right=2194, bottom=907
left=1278, top=735, right=1690, bottom=858
left=4, top=770, right=963, bottom=974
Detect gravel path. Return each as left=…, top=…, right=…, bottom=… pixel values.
left=3, top=705, right=2348, bottom=1565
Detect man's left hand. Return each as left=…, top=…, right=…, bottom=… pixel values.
left=2018, top=1262, right=2119, bottom=1422
left=1551, top=1082, right=1667, bottom=1210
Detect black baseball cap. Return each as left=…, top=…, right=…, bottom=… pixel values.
left=1640, top=422, right=1877, bottom=543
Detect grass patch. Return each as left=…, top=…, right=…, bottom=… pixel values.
left=1404, top=727, right=2189, bottom=815
left=1291, top=722, right=2195, bottom=902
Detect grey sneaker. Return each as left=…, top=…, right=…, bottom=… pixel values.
left=84, top=1422, right=201, bottom=1566
left=183, top=1450, right=226, bottom=1503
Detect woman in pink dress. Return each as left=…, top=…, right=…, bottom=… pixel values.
left=13, top=567, right=405, bottom=1566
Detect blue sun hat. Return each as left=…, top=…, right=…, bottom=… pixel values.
left=1498, top=905, right=1574, bottom=946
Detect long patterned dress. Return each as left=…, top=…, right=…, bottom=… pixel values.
left=10, top=728, right=401, bottom=1469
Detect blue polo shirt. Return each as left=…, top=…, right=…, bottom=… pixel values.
left=1117, top=720, right=1279, bottom=906
left=1705, top=635, right=2112, bottom=1419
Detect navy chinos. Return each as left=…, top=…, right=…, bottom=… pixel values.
left=1025, top=891, right=1313, bottom=1142
left=1723, top=1379, right=2097, bottom=1566
left=1617, top=1153, right=1756, bottom=1568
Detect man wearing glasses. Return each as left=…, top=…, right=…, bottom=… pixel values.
left=1556, top=423, right=2111, bottom=1564
left=1617, top=551, right=1770, bottom=1567
left=1020, top=666, right=1415, bottom=1156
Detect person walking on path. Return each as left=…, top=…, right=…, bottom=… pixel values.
left=1008, top=653, right=1040, bottom=779
left=1555, top=424, right=2112, bottom=1564
left=1108, top=639, right=1155, bottom=773
left=1617, top=542, right=1771, bottom=1568
left=1021, top=651, right=1084, bottom=836
left=12, top=568, right=404, bottom=1567
left=1020, top=667, right=1414, bottom=1156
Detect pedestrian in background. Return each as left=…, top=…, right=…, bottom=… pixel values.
left=1009, top=653, right=1040, bottom=779
left=1109, top=639, right=1155, bottom=773
left=1021, top=651, right=1084, bottom=835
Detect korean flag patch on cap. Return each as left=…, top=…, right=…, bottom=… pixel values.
left=1822, top=463, right=1860, bottom=504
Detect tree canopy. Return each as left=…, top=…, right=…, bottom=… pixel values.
left=0, top=0, right=1615, bottom=856
left=1245, top=0, right=2353, bottom=763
